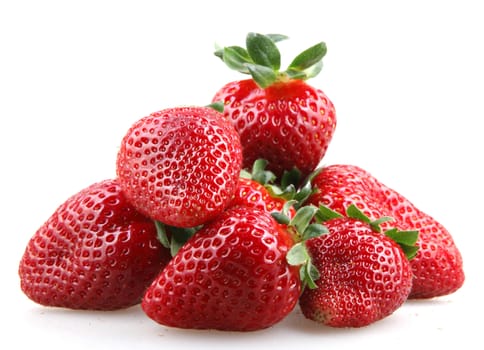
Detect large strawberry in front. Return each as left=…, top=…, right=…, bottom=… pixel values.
left=142, top=205, right=302, bottom=331
left=19, top=179, right=171, bottom=310
left=116, top=106, right=242, bottom=228
left=212, top=33, right=336, bottom=181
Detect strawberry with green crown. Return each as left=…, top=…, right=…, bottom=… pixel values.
left=299, top=204, right=418, bottom=328
left=212, top=33, right=336, bottom=182
left=142, top=203, right=326, bottom=331
left=305, top=164, right=465, bottom=299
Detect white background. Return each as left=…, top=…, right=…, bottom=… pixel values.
left=1, top=1, right=482, bottom=349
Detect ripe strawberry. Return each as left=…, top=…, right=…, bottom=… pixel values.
left=299, top=205, right=416, bottom=328
left=18, top=179, right=171, bottom=310
left=116, top=106, right=243, bottom=228
left=142, top=205, right=303, bottom=331
left=212, top=33, right=336, bottom=181
left=306, top=164, right=465, bottom=299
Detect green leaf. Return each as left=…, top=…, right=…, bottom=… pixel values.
left=265, top=183, right=283, bottom=197
left=285, top=68, right=309, bottom=80
left=302, top=223, right=329, bottom=240
left=207, top=100, right=224, bottom=113
left=385, top=229, right=419, bottom=247
left=308, top=263, right=320, bottom=287
left=251, top=159, right=276, bottom=185
left=292, top=168, right=321, bottom=208
left=281, top=199, right=298, bottom=217
left=169, top=226, right=199, bottom=256
left=239, top=168, right=252, bottom=179
left=286, top=239, right=321, bottom=291
left=222, top=46, right=252, bottom=74
left=303, top=60, right=323, bottom=79
left=286, top=61, right=324, bottom=80
left=401, top=245, right=419, bottom=260
left=384, top=228, right=419, bottom=260
left=305, top=167, right=323, bottom=185
left=345, top=204, right=395, bottom=232
left=316, top=205, right=343, bottom=222
left=252, top=158, right=269, bottom=173
left=271, top=211, right=291, bottom=225
left=369, top=216, right=394, bottom=233
left=265, top=33, right=289, bottom=43
left=246, top=32, right=281, bottom=70
left=266, top=183, right=296, bottom=201
left=290, top=205, right=319, bottom=235
left=293, top=185, right=312, bottom=208
left=346, top=204, right=371, bottom=223
left=288, top=42, right=327, bottom=72
left=247, top=64, right=277, bottom=88
left=154, top=221, right=170, bottom=249
left=281, top=167, right=302, bottom=189
left=253, top=170, right=276, bottom=185
left=155, top=222, right=200, bottom=256
left=300, top=261, right=320, bottom=290
left=214, top=43, right=224, bottom=60
left=286, top=242, right=309, bottom=266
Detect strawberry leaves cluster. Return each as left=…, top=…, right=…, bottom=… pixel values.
left=279, top=204, right=327, bottom=290
left=18, top=32, right=464, bottom=333
left=215, top=33, right=326, bottom=87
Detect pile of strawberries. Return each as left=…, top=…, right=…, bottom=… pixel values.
left=19, top=33, right=464, bottom=331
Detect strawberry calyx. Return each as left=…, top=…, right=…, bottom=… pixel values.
left=154, top=221, right=201, bottom=257
left=316, top=204, right=420, bottom=260
left=279, top=166, right=322, bottom=209
left=240, top=158, right=277, bottom=186
left=242, top=159, right=299, bottom=204
left=272, top=203, right=328, bottom=290
left=215, top=32, right=327, bottom=88
left=243, top=159, right=316, bottom=209
left=317, top=204, right=394, bottom=233
left=206, top=100, right=225, bottom=113
left=385, top=228, right=419, bottom=260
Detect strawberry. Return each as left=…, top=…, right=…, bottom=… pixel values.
left=141, top=205, right=302, bottom=331
left=305, top=164, right=465, bottom=299
left=299, top=205, right=417, bottom=328
left=18, top=179, right=171, bottom=310
left=116, top=106, right=243, bottom=228
left=212, top=33, right=336, bottom=181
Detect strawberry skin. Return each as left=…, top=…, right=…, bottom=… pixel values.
left=299, top=217, right=413, bottom=328
left=370, top=174, right=464, bottom=298
left=18, top=179, right=171, bottom=310
left=213, top=79, right=336, bottom=179
left=116, top=106, right=243, bottom=228
left=142, top=206, right=301, bottom=331
left=306, top=164, right=465, bottom=299
left=230, top=177, right=288, bottom=214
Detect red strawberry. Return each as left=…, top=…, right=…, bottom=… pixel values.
left=299, top=205, right=416, bottom=328
left=141, top=205, right=302, bottom=331
left=116, top=106, right=243, bottom=228
left=306, top=164, right=465, bottom=299
left=18, top=179, right=171, bottom=310
left=212, top=33, right=336, bottom=181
